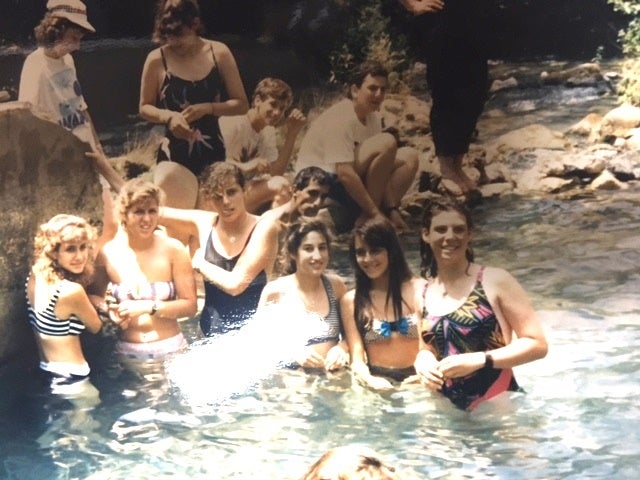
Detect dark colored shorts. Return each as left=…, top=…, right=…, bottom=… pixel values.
left=326, top=173, right=362, bottom=234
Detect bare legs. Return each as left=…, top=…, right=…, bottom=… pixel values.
left=438, top=154, right=477, bottom=195
left=355, top=133, right=398, bottom=209
left=355, top=134, right=419, bottom=231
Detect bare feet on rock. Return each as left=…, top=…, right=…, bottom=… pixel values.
left=438, top=155, right=479, bottom=195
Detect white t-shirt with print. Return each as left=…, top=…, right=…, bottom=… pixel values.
left=219, top=114, right=278, bottom=164
left=19, top=47, right=95, bottom=149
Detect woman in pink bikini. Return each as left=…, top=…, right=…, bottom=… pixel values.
left=95, top=179, right=197, bottom=364
left=416, top=197, right=548, bottom=410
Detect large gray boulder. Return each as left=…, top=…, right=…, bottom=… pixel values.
left=0, top=103, right=102, bottom=404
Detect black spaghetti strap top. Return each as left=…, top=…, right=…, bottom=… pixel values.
left=157, top=43, right=226, bottom=176
left=199, top=219, right=267, bottom=336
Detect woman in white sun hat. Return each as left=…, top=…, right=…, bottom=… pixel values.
left=18, top=0, right=102, bottom=153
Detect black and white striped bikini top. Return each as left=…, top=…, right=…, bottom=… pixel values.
left=26, top=279, right=85, bottom=336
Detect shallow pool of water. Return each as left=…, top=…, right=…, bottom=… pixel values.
left=1, top=189, right=639, bottom=480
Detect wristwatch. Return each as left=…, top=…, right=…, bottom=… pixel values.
left=484, top=352, right=494, bottom=369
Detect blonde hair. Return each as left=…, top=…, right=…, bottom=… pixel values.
left=31, top=214, right=97, bottom=285
left=115, top=178, right=164, bottom=225
left=302, top=446, right=401, bottom=480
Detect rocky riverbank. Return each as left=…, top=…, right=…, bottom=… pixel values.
left=382, top=61, right=640, bottom=215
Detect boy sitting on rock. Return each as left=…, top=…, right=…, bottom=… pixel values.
left=219, top=78, right=306, bottom=213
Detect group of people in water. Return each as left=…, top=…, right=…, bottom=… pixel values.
left=20, top=0, right=547, bottom=414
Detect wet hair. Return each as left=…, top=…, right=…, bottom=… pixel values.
left=302, top=445, right=400, bottom=480
left=199, top=162, right=245, bottom=201
left=293, top=166, right=331, bottom=192
left=152, top=0, right=204, bottom=44
left=252, top=77, right=293, bottom=110
left=281, top=220, right=333, bottom=275
left=31, top=214, right=97, bottom=285
left=115, top=178, right=164, bottom=225
left=420, top=196, right=474, bottom=278
left=346, top=61, right=388, bottom=99
left=34, top=15, right=86, bottom=47
left=349, top=217, right=412, bottom=333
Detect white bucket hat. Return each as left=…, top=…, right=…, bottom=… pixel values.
left=47, top=0, right=96, bottom=33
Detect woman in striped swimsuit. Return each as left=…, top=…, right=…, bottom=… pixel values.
left=257, top=220, right=348, bottom=371
left=26, top=214, right=105, bottom=395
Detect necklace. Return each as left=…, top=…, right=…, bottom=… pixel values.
left=219, top=213, right=252, bottom=245
left=295, top=277, right=325, bottom=310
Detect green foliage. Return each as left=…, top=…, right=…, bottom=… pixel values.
left=608, top=0, right=640, bottom=56
left=618, top=58, right=640, bottom=105
left=328, top=0, right=412, bottom=91
left=608, top=1, right=640, bottom=104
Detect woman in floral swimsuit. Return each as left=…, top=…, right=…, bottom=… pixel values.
left=139, top=0, right=248, bottom=244
left=416, top=197, right=548, bottom=410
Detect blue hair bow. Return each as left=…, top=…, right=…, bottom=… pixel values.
left=378, top=316, right=409, bottom=338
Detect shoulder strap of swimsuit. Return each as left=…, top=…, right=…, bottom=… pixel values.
left=209, top=42, right=217, bottom=68
left=160, top=47, right=168, bottom=72
left=476, top=265, right=485, bottom=284
left=421, top=280, right=431, bottom=318
left=239, top=218, right=260, bottom=251
left=321, top=274, right=335, bottom=302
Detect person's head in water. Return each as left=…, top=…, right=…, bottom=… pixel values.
left=301, top=445, right=402, bottom=480
left=349, top=217, right=412, bottom=333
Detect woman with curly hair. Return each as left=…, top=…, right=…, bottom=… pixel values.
left=341, top=217, right=425, bottom=390
left=19, top=0, right=102, bottom=152
left=26, top=214, right=104, bottom=394
left=160, top=163, right=277, bottom=336
left=140, top=0, right=248, bottom=243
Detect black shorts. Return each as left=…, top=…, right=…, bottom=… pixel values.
left=326, top=173, right=362, bottom=234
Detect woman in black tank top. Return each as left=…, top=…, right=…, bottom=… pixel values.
left=139, top=0, right=248, bottom=244
left=158, top=163, right=279, bottom=337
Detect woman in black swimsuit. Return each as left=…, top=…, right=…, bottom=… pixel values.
left=159, top=163, right=278, bottom=336
left=139, top=0, right=248, bottom=243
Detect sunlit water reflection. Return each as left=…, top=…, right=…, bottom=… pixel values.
left=2, top=190, right=638, bottom=480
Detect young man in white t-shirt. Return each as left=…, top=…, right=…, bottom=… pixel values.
left=219, top=78, right=306, bottom=213
left=296, top=61, right=418, bottom=232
